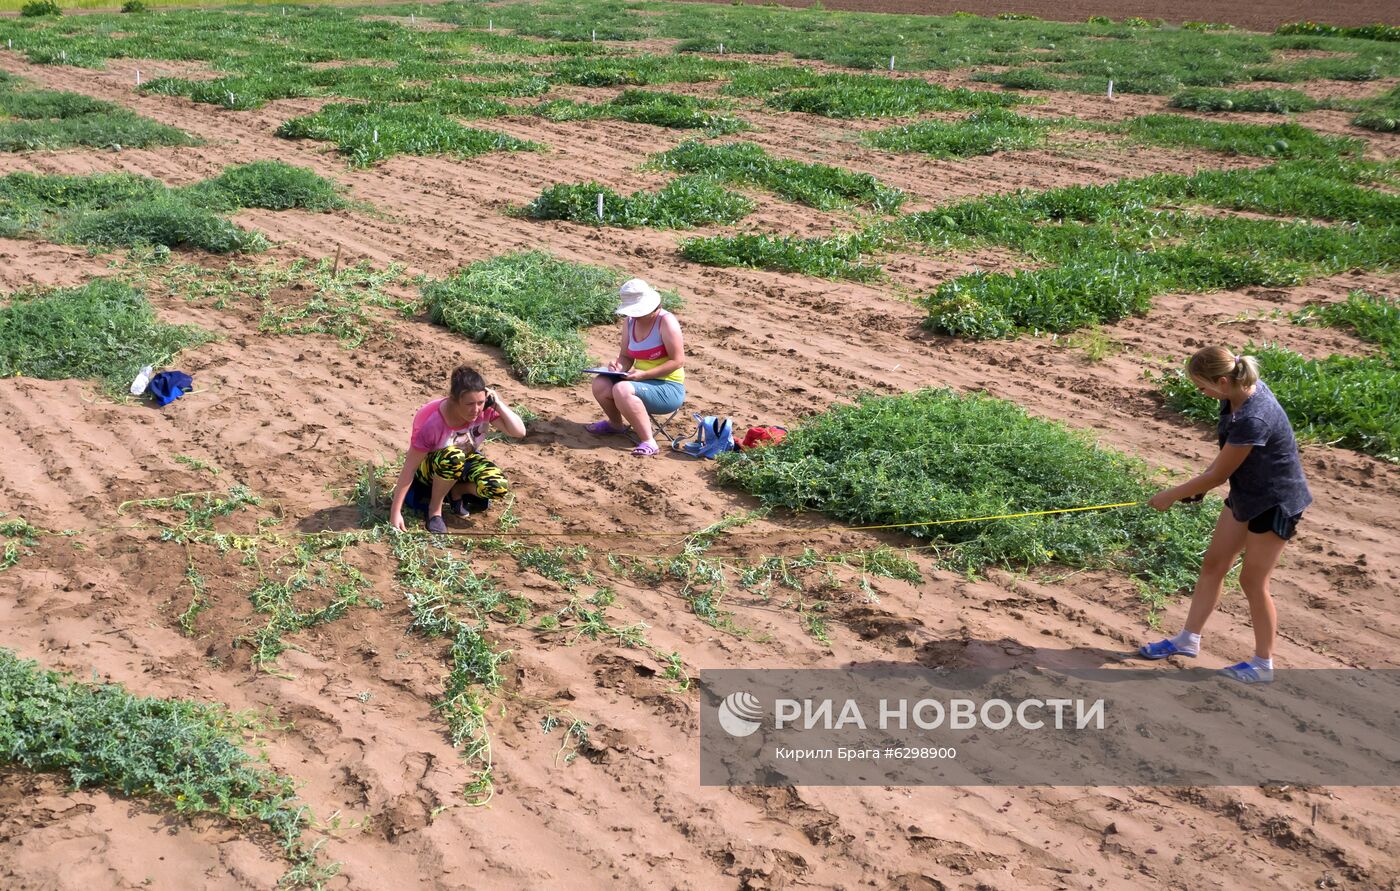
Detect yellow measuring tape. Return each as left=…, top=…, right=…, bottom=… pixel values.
left=104, top=494, right=1142, bottom=541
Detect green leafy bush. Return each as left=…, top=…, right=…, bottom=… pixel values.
left=650, top=140, right=904, bottom=212
left=422, top=251, right=622, bottom=385
left=551, top=53, right=737, bottom=87
left=0, top=279, right=212, bottom=392
left=524, top=177, right=753, bottom=229
left=0, top=164, right=344, bottom=252
left=726, top=67, right=1019, bottom=118
left=717, top=389, right=1216, bottom=596
left=974, top=68, right=1059, bottom=91
left=121, top=0, right=146, bottom=11
left=1162, top=292, right=1400, bottom=458
left=536, top=89, right=747, bottom=134
left=681, top=231, right=883, bottom=280
left=1170, top=87, right=1320, bottom=113
left=1118, top=115, right=1360, bottom=159
left=0, top=648, right=333, bottom=886
left=1294, top=290, right=1400, bottom=350
left=863, top=108, right=1048, bottom=158
left=1159, top=346, right=1400, bottom=460
left=1276, top=21, right=1400, bottom=42
left=190, top=160, right=348, bottom=212
left=0, top=78, right=192, bottom=152
left=1353, top=110, right=1400, bottom=132
left=276, top=102, right=538, bottom=167
left=20, top=0, right=61, bottom=16
left=62, top=196, right=264, bottom=253
left=1350, top=84, right=1400, bottom=133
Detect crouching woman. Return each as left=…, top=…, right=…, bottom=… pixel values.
left=389, top=365, right=526, bottom=534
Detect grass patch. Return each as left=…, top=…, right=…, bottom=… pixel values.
left=523, top=177, right=753, bottom=229
left=276, top=102, right=540, bottom=168
left=650, top=140, right=903, bottom=212
left=681, top=159, right=1398, bottom=335
left=1116, top=116, right=1362, bottom=160
left=1, top=516, right=39, bottom=572
left=1169, top=87, right=1322, bottom=113
left=551, top=53, right=739, bottom=86
left=391, top=534, right=526, bottom=804
left=1294, top=289, right=1400, bottom=350
left=243, top=534, right=382, bottom=671
left=1276, top=21, right=1400, bottom=43
left=862, top=108, right=1049, bottom=158
left=0, top=77, right=193, bottom=151
left=536, top=89, right=746, bottom=134
left=189, top=160, right=349, bottom=212
left=124, top=254, right=416, bottom=349
left=1160, top=290, right=1400, bottom=460
left=681, top=231, right=883, bottom=281
left=0, top=647, right=336, bottom=887
left=717, top=389, right=1217, bottom=599
left=911, top=160, right=1399, bottom=337
left=1159, top=348, right=1400, bottom=460
left=1350, top=83, right=1400, bottom=133
left=726, top=67, right=1019, bottom=118
left=422, top=250, right=624, bottom=385
left=4, top=2, right=1399, bottom=101
left=0, top=162, right=346, bottom=252
left=0, top=278, right=212, bottom=393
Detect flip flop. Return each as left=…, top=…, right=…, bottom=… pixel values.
left=1137, top=639, right=1197, bottom=660
left=632, top=441, right=659, bottom=457
left=586, top=419, right=628, bottom=435
left=1218, top=661, right=1273, bottom=684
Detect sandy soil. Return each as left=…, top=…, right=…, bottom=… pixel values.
left=2, top=21, right=1399, bottom=891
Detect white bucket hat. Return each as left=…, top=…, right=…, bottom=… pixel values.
left=616, top=278, right=662, bottom=318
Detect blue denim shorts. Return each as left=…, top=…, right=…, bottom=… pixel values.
left=629, top=379, right=685, bottom=415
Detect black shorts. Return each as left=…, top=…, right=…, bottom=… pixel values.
left=1228, top=499, right=1303, bottom=541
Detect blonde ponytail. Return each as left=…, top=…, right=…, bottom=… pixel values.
left=1188, top=346, right=1260, bottom=387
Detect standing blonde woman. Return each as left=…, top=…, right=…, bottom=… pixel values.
left=1136, top=346, right=1312, bottom=684
left=585, top=278, right=686, bottom=457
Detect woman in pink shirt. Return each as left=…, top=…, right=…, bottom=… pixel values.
left=389, top=366, right=527, bottom=534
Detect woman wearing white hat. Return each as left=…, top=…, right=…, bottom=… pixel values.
left=585, top=278, right=686, bottom=456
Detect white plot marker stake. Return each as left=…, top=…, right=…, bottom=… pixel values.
left=597, top=192, right=605, bottom=221
left=411, top=13, right=415, bottom=24
left=372, top=128, right=379, bottom=143
left=227, top=91, right=235, bottom=106
left=889, top=55, right=895, bottom=71
left=1107, top=79, right=1115, bottom=100
left=719, top=42, right=724, bottom=54
left=592, top=29, right=596, bottom=42
left=489, top=19, right=493, bottom=31
left=135, top=68, right=141, bottom=85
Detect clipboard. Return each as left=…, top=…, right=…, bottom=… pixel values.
left=583, top=367, right=629, bottom=379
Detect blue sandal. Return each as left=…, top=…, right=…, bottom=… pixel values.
left=1138, top=639, right=1196, bottom=660
left=1218, top=661, right=1273, bottom=684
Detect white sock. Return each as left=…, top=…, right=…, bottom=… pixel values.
left=1169, top=629, right=1201, bottom=655
left=1249, top=656, right=1273, bottom=671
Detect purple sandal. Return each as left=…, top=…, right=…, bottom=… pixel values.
left=585, top=419, right=628, bottom=435
left=631, top=441, right=660, bottom=457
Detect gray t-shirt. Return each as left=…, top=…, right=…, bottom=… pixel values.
left=1216, top=380, right=1312, bottom=521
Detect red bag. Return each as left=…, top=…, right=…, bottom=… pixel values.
left=738, top=425, right=787, bottom=451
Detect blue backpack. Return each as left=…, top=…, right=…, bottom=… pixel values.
left=678, top=414, right=735, bottom=459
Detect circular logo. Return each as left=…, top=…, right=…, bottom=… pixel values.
left=717, top=691, right=763, bottom=737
